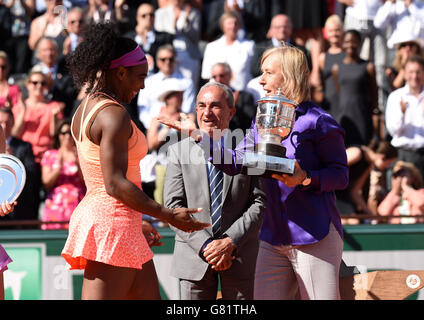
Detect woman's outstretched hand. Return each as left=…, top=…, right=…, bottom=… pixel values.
left=168, top=207, right=210, bottom=233
left=157, top=113, right=202, bottom=141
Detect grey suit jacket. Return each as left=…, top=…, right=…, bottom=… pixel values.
left=164, top=137, right=267, bottom=281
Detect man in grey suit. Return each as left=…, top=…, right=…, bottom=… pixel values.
left=164, top=82, right=266, bottom=300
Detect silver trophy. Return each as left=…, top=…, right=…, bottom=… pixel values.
left=242, top=89, right=296, bottom=176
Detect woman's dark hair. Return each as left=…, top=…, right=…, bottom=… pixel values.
left=53, top=119, right=72, bottom=149
left=343, top=29, right=362, bottom=43
left=66, top=22, right=138, bottom=93
left=369, top=140, right=398, bottom=160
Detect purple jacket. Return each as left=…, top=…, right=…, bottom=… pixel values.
left=200, top=101, right=348, bottom=246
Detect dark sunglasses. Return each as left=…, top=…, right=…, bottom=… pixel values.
left=399, top=42, right=417, bottom=48
left=59, top=130, right=72, bottom=136
left=393, top=168, right=408, bottom=178
left=30, top=80, right=47, bottom=86
left=0, top=65, right=8, bottom=70
left=159, top=57, right=175, bottom=63
left=70, top=19, right=83, bottom=24
left=140, top=13, right=154, bottom=18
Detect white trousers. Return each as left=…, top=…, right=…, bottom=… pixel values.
left=254, top=223, right=343, bottom=300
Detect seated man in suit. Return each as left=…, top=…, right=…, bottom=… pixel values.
left=164, top=82, right=267, bottom=300
left=124, top=3, right=174, bottom=74
left=250, top=14, right=311, bottom=78
left=0, top=108, right=40, bottom=227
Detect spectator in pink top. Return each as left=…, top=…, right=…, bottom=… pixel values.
left=0, top=51, right=21, bottom=111
left=41, top=119, right=85, bottom=230
left=12, top=71, right=64, bottom=163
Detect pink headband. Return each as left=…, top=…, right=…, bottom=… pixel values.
left=108, top=46, right=147, bottom=69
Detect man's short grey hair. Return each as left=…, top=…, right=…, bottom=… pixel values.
left=156, top=44, right=176, bottom=59
left=211, top=62, right=232, bottom=75
left=36, top=36, right=59, bottom=53
left=197, top=82, right=235, bottom=108
left=69, top=6, right=84, bottom=15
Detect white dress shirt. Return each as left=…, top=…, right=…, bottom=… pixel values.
left=345, top=0, right=382, bottom=21
left=385, top=84, right=424, bottom=149
left=137, top=69, right=195, bottom=129
left=374, top=0, right=424, bottom=48
left=201, top=35, right=255, bottom=91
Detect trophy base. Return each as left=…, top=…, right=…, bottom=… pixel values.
left=241, top=151, right=295, bottom=177
left=257, top=142, right=286, bottom=158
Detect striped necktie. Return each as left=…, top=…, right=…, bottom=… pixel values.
left=207, top=162, right=223, bottom=235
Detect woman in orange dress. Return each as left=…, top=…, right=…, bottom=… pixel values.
left=61, top=22, right=209, bottom=300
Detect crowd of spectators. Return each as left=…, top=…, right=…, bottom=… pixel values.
left=1, top=0, right=424, bottom=228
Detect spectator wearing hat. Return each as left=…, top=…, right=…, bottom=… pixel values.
left=142, top=78, right=191, bottom=206
left=385, top=35, right=424, bottom=91
left=374, top=0, right=424, bottom=51
left=385, top=55, right=424, bottom=178
left=137, top=44, right=195, bottom=131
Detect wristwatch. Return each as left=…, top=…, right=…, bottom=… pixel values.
left=301, top=170, right=311, bottom=186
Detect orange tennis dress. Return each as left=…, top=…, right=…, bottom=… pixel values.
left=61, top=98, right=154, bottom=270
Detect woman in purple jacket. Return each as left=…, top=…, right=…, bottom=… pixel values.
left=160, top=45, right=348, bottom=300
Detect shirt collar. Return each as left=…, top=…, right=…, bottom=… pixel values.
left=271, top=37, right=292, bottom=47
left=404, top=84, right=424, bottom=98
left=294, top=101, right=310, bottom=117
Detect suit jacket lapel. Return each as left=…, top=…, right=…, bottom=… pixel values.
left=189, top=139, right=211, bottom=212
left=222, top=173, right=232, bottom=206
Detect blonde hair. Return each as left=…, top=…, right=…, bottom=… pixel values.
left=261, top=45, right=310, bottom=104
left=219, top=11, right=242, bottom=32
left=26, top=70, right=47, bottom=84
left=392, top=161, right=423, bottom=189
left=0, top=51, right=9, bottom=64
left=324, top=14, right=343, bottom=30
